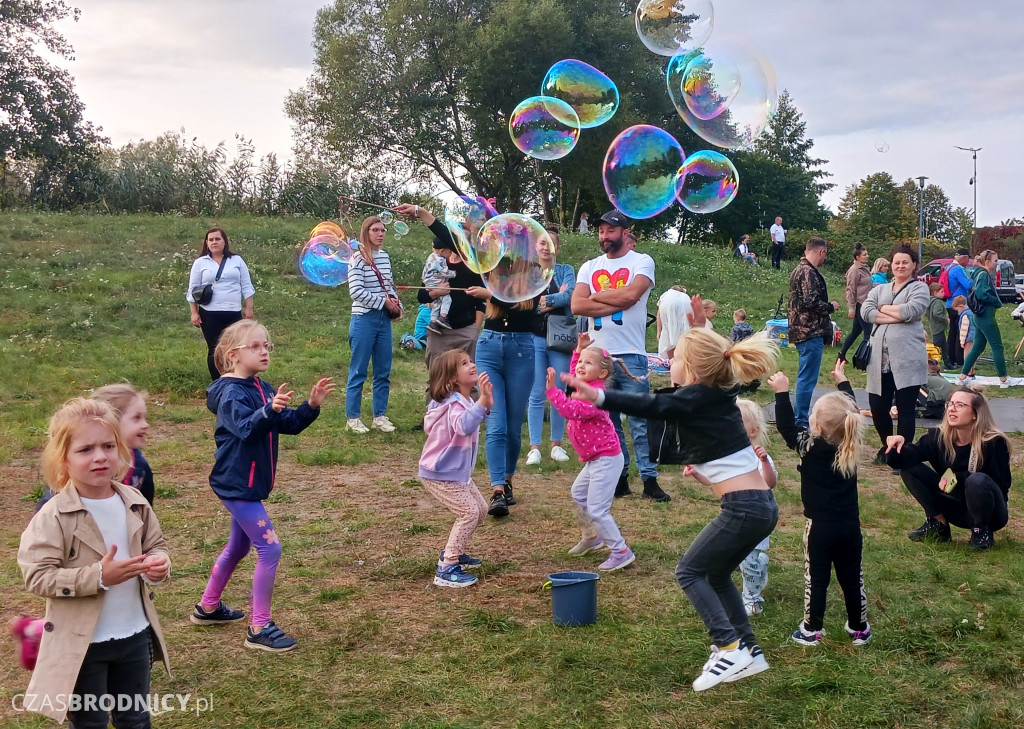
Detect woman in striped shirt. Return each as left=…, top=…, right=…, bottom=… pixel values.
left=346, top=216, right=402, bottom=433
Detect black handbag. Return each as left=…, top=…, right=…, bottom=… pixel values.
left=546, top=313, right=578, bottom=353
left=852, top=324, right=874, bottom=371
left=967, top=289, right=987, bottom=317
left=191, top=256, right=228, bottom=307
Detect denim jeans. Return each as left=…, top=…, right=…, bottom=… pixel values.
left=794, top=336, right=825, bottom=427
left=676, top=489, right=778, bottom=646
left=68, top=629, right=153, bottom=729
left=607, top=353, right=657, bottom=480
left=527, top=336, right=572, bottom=446
left=346, top=309, right=393, bottom=418
left=475, top=330, right=535, bottom=487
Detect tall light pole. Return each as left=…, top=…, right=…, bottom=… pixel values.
left=916, top=176, right=928, bottom=265
left=955, top=145, right=981, bottom=242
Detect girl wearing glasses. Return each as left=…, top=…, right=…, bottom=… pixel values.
left=885, top=388, right=1011, bottom=551
left=190, top=320, right=335, bottom=652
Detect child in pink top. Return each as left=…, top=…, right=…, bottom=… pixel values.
left=546, top=333, right=635, bottom=571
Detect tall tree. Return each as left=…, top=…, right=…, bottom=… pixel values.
left=836, top=172, right=914, bottom=242
left=898, top=179, right=961, bottom=244
left=753, top=89, right=833, bottom=195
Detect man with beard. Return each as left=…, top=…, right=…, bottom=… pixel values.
left=571, top=210, right=669, bottom=502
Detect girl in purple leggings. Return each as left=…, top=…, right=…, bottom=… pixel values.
left=189, top=320, right=334, bottom=652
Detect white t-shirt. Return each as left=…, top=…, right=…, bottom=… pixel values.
left=81, top=494, right=150, bottom=643
left=186, top=254, right=256, bottom=311
left=656, top=289, right=692, bottom=356
left=770, top=224, right=786, bottom=244
left=577, top=250, right=655, bottom=356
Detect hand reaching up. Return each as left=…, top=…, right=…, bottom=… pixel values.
left=308, top=377, right=336, bottom=408
left=478, top=372, right=494, bottom=411
left=545, top=367, right=557, bottom=390
left=562, top=374, right=599, bottom=402
left=767, top=371, right=789, bottom=393
left=577, top=331, right=592, bottom=352
left=272, top=383, right=295, bottom=412
left=687, top=294, right=707, bottom=328
left=831, top=359, right=848, bottom=384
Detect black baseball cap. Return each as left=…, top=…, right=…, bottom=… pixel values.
left=599, top=209, right=630, bottom=228
left=956, top=248, right=970, bottom=256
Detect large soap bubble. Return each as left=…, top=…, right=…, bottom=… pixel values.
left=509, top=96, right=580, bottom=160
left=443, top=197, right=502, bottom=274
left=636, top=0, right=715, bottom=57
left=478, top=214, right=556, bottom=303
left=602, top=125, right=685, bottom=219
left=310, top=221, right=345, bottom=239
left=298, top=234, right=352, bottom=286
left=541, top=60, right=620, bottom=129
left=667, top=40, right=777, bottom=150
left=379, top=210, right=395, bottom=225
left=677, top=150, right=739, bottom=213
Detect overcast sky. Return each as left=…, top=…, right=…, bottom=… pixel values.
left=55, top=0, right=1023, bottom=225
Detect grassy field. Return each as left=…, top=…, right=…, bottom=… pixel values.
left=1, top=212, right=1022, bottom=728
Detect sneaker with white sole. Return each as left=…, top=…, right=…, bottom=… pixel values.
left=724, top=642, right=770, bottom=683
left=190, top=601, right=245, bottom=626
left=599, top=547, right=635, bottom=571
left=692, top=645, right=754, bottom=691
left=550, top=445, right=570, bottom=462
left=744, top=602, right=763, bottom=617
left=372, top=416, right=396, bottom=432
left=434, top=563, right=478, bottom=588
left=791, top=622, right=824, bottom=646
left=526, top=449, right=542, bottom=465
left=347, top=418, right=369, bottom=434
left=245, top=621, right=298, bottom=652
left=844, top=620, right=872, bottom=646
left=568, top=535, right=604, bottom=556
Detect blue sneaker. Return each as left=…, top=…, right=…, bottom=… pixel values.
left=439, top=551, right=483, bottom=569
left=245, top=621, right=298, bottom=653
left=791, top=622, right=824, bottom=646
left=190, top=601, right=245, bottom=626
left=434, top=563, right=478, bottom=588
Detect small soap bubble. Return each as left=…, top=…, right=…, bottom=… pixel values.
left=602, top=125, right=685, bottom=219
left=636, top=0, right=715, bottom=57
left=509, top=96, right=580, bottom=160
left=379, top=211, right=396, bottom=225
left=677, top=150, right=739, bottom=213
left=875, top=139, right=890, bottom=153
left=478, top=214, right=556, bottom=303
left=393, top=220, right=410, bottom=236
left=444, top=197, right=502, bottom=274
left=540, top=60, right=619, bottom=128
left=298, top=234, right=351, bottom=287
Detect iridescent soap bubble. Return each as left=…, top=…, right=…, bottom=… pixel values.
left=379, top=210, right=395, bottom=225
left=541, top=60, right=619, bottom=128
left=509, top=96, right=580, bottom=160
left=667, top=40, right=777, bottom=150
left=310, top=221, right=345, bottom=239
left=443, top=197, right=502, bottom=274
left=602, top=125, right=685, bottom=219
left=298, top=235, right=351, bottom=287
left=636, top=0, right=715, bottom=57
left=677, top=150, right=739, bottom=213
left=478, top=214, right=556, bottom=303
left=875, top=139, right=890, bottom=153
left=393, top=220, right=410, bottom=236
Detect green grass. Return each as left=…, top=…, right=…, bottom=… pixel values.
left=1, top=212, right=1022, bottom=728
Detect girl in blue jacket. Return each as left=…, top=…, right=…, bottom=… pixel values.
left=190, top=320, right=334, bottom=653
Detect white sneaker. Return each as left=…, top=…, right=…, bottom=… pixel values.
left=347, top=418, right=369, bottom=434
left=568, top=535, right=604, bottom=556
left=744, top=602, right=763, bottom=616
left=550, top=445, right=570, bottom=462
left=526, top=449, right=542, bottom=466
left=692, top=645, right=753, bottom=692
left=371, top=416, right=396, bottom=432
left=723, top=646, right=770, bottom=683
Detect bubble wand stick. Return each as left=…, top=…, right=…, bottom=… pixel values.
left=339, top=195, right=396, bottom=212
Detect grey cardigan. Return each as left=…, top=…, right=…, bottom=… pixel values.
left=860, top=279, right=930, bottom=394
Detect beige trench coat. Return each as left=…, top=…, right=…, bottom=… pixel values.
left=17, top=481, right=172, bottom=724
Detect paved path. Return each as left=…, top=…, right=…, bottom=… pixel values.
left=763, top=386, right=1024, bottom=433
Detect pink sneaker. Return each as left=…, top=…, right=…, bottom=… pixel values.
left=599, top=547, right=635, bottom=571
left=10, top=616, right=44, bottom=670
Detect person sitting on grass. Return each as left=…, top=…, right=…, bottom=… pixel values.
left=730, top=309, right=755, bottom=343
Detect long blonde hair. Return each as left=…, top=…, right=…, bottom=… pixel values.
left=214, top=319, right=270, bottom=375
left=808, top=392, right=863, bottom=478
left=938, top=388, right=1009, bottom=469
left=41, top=399, right=131, bottom=490
left=736, top=398, right=768, bottom=447
left=674, top=329, right=778, bottom=388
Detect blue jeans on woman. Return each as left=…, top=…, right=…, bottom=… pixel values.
left=608, top=353, right=657, bottom=481
left=527, top=336, right=572, bottom=447
left=346, top=309, right=393, bottom=418
left=475, top=330, right=534, bottom=488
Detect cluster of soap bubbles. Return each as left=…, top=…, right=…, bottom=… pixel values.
left=374, top=210, right=412, bottom=239
left=297, top=221, right=357, bottom=287
left=509, top=59, right=619, bottom=161
left=443, top=196, right=555, bottom=303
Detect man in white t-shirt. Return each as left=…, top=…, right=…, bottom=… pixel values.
left=769, top=216, right=786, bottom=270
left=572, top=210, right=669, bottom=502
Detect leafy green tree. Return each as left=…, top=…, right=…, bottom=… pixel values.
left=836, top=172, right=914, bottom=242
left=753, top=89, right=832, bottom=195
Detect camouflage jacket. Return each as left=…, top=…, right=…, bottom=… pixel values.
left=788, top=257, right=833, bottom=344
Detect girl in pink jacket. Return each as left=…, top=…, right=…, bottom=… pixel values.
left=546, top=333, right=635, bottom=571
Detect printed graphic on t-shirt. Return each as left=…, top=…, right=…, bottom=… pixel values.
left=591, top=267, right=629, bottom=330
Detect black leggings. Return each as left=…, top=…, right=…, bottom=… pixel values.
left=803, top=519, right=867, bottom=632
left=199, top=309, right=242, bottom=380
left=947, top=309, right=964, bottom=367
left=868, top=371, right=918, bottom=447
left=838, top=304, right=867, bottom=360
left=901, top=463, right=1009, bottom=532
left=69, top=629, right=153, bottom=729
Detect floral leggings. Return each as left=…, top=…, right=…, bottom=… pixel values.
left=200, top=499, right=281, bottom=628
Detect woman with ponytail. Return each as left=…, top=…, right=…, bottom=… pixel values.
left=563, top=295, right=779, bottom=692
left=769, top=360, right=871, bottom=649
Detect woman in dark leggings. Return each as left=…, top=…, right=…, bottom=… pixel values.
left=838, top=244, right=871, bottom=363
left=186, top=227, right=255, bottom=380
left=886, top=387, right=1011, bottom=551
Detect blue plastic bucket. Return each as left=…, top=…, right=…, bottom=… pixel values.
left=545, top=571, right=600, bottom=626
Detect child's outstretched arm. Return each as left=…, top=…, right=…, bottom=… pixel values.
left=768, top=371, right=803, bottom=451
left=277, top=378, right=335, bottom=435
left=753, top=446, right=777, bottom=488
left=831, top=359, right=857, bottom=402
left=547, top=368, right=601, bottom=421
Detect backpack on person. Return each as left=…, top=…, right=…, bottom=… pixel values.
left=938, top=262, right=955, bottom=299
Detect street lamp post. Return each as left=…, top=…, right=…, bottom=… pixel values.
left=916, top=176, right=928, bottom=265
left=955, top=145, right=981, bottom=243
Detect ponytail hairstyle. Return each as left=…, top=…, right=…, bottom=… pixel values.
left=674, top=329, right=778, bottom=389
left=736, top=398, right=768, bottom=447
left=852, top=243, right=867, bottom=262
left=808, top=391, right=864, bottom=478
left=975, top=249, right=997, bottom=266
left=578, top=345, right=646, bottom=385
left=41, top=398, right=131, bottom=490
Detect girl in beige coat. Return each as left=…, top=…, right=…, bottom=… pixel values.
left=17, top=398, right=171, bottom=727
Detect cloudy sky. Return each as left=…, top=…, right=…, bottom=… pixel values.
left=56, top=0, right=1022, bottom=225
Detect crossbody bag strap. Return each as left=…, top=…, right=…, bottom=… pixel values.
left=365, top=255, right=397, bottom=305
left=968, top=444, right=979, bottom=474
